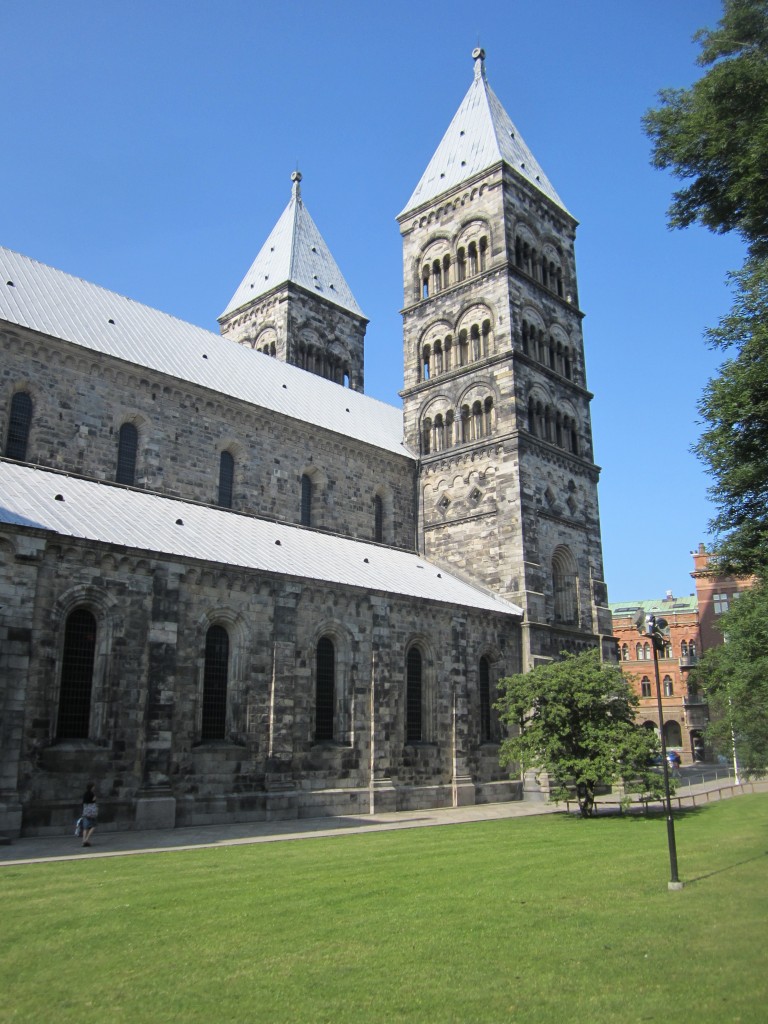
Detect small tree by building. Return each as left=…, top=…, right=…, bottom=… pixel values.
left=496, top=649, right=667, bottom=817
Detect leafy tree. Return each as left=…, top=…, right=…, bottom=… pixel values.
left=496, top=650, right=667, bottom=818
left=642, top=0, right=768, bottom=259
left=644, top=1, right=768, bottom=574
left=696, top=260, right=768, bottom=574
left=692, top=580, right=768, bottom=776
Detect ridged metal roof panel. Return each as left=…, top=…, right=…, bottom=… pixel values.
left=0, top=246, right=406, bottom=457
left=221, top=176, right=364, bottom=319
left=0, top=461, right=522, bottom=617
left=401, top=53, right=567, bottom=217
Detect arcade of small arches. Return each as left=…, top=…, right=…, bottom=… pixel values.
left=421, top=396, right=494, bottom=455
left=418, top=233, right=490, bottom=301
left=521, top=319, right=573, bottom=380
left=513, top=231, right=565, bottom=299
left=241, top=333, right=353, bottom=388
left=420, top=315, right=494, bottom=383
left=527, top=397, right=580, bottom=455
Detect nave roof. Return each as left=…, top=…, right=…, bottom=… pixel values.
left=0, top=246, right=405, bottom=457
left=0, top=460, right=522, bottom=618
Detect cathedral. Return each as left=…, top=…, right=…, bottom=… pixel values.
left=0, top=50, right=612, bottom=837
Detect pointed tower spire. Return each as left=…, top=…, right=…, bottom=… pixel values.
left=219, top=173, right=368, bottom=391
left=400, top=48, right=567, bottom=217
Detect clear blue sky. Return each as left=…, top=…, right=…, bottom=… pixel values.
left=3, top=0, right=743, bottom=603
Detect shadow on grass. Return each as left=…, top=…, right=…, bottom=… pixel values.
left=684, top=850, right=768, bottom=885
left=558, top=805, right=707, bottom=823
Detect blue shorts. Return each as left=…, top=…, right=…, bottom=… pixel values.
left=82, top=816, right=96, bottom=830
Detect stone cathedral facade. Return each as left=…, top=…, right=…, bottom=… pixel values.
left=0, top=51, right=612, bottom=837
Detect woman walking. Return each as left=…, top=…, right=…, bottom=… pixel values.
left=81, top=783, right=98, bottom=847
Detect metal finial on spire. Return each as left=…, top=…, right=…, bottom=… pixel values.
left=472, top=46, right=486, bottom=81
left=291, top=169, right=302, bottom=199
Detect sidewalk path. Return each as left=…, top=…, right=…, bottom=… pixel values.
left=0, top=799, right=559, bottom=867
left=3, top=776, right=764, bottom=868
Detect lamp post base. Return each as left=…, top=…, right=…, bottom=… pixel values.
left=668, top=881, right=684, bottom=891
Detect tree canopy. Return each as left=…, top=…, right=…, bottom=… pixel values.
left=691, top=579, right=768, bottom=776
left=496, top=650, right=666, bottom=817
left=644, top=0, right=768, bottom=575
left=643, top=0, right=768, bottom=258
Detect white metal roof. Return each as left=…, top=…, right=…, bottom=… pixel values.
left=0, top=460, right=522, bottom=618
left=221, top=173, right=365, bottom=320
left=400, top=50, right=568, bottom=217
left=0, top=246, right=408, bottom=457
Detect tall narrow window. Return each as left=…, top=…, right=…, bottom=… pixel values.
left=641, top=677, right=652, bottom=698
left=374, top=494, right=383, bottom=542
left=479, top=656, right=491, bottom=742
left=663, top=676, right=674, bottom=697
left=301, top=473, right=313, bottom=526
left=56, top=609, right=97, bottom=739
left=202, top=625, right=228, bottom=741
left=218, top=451, right=234, bottom=508
left=406, top=646, right=423, bottom=743
left=116, top=422, right=138, bottom=485
left=552, top=547, right=578, bottom=625
left=5, top=391, right=33, bottom=461
left=315, top=636, right=335, bottom=742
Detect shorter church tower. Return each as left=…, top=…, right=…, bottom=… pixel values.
left=219, top=171, right=368, bottom=391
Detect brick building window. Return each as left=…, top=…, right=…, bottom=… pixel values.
left=663, top=676, right=674, bottom=697
left=4, top=391, right=33, bottom=461
left=56, top=609, right=97, bottom=739
left=201, top=625, right=228, bottom=741
left=116, top=422, right=138, bottom=485
left=315, top=637, right=335, bottom=742
left=713, top=593, right=729, bottom=614
left=641, top=676, right=652, bottom=698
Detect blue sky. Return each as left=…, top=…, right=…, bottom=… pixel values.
left=3, top=0, right=743, bottom=603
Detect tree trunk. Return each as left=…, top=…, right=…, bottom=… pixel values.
left=576, top=782, right=595, bottom=817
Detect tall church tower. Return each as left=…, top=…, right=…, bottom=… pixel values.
left=399, top=49, right=613, bottom=669
left=219, top=171, right=367, bottom=391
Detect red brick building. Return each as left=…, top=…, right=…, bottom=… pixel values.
left=610, top=545, right=755, bottom=764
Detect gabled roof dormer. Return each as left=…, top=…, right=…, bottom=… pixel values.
left=400, top=48, right=568, bottom=218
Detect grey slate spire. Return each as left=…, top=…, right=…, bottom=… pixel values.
left=401, top=48, right=567, bottom=216
left=221, top=171, right=364, bottom=319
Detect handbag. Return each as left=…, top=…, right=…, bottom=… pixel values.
left=74, top=817, right=84, bottom=837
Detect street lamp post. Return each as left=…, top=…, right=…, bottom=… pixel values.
left=639, top=613, right=683, bottom=891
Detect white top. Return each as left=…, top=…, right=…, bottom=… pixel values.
left=401, top=50, right=568, bottom=217
left=0, top=246, right=407, bottom=457
left=0, top=460, right=522, bottom=618
left=221, top=173, right=365, bottom=319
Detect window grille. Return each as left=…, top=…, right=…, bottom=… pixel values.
left=116, top=422, right=138, bottom=485
left=406, top=647, right=423, bottom=742
left=5, top=391, right=33, bottom=461
left=201, top=625, right=228, bottom=740
left=56, top=609, right=97, bottom=738
left=218, top=451, right=234, bottom=508
left=301, top=474, right=312, bottom=527
left=315, top=637, right=335, bottom=741
left=479, top=656, right=491, bottom=742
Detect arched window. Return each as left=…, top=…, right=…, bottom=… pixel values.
left=563, top=347, right=572, bottom=380
left=218, top=451, right=234, bottom=508
left=442, top=254, right=451, bottom=288
left=643, top=642, right=651, bottom=660
left=472, top=400, right=483, bottom=439
left=315, top=636, right=335, bottom=742
left=459, top=330, right=469, bottom=366
left=434, top=414, right=445, bottom=451
left=433, top=340, right=443, bottom=375
left=406, top=646, right=423, bottom=743
left=470, top=324, right=481, bottom=361
left=457, top=247, right=467, bottom=282
left=444, top=335, right=453, bottom=372
left=528, top=397, right=536, bottom=435
left=689, top=641, right=697, bottom=657
left=522, top=321, right=530, bottom=356
left=56, top=608, right=97, bottom=739
left=422, top=344, right=431, bottom=381
left=202, top=625, right=228, bottom=741
left=479, top=236, right=488, bottom=271
left=479, top=655, right=491, bottom=742
left=422, top=418, right=432, bottom=455
left=460, top=405, right=470, bottom=443
left=300, top=473, right=313, bottom=526
left=635, top=642, right=643, bottom=660
left=116, top=422, right=138, bottom=485
left=641, top=676, right=652, bottom=698
left=664, top=720, right=682, bottom=746
left=663, top=676, right=674, bottom=697
left=483, top=397, right=493, bottom=436
left=481, top=320, right=491, bottom=357
left=681, top=640, right=688, bottom=656
left=432, top=259, right=442, bottom=293
left=621, top=643, right=629, bottom=661
left=468, top=241, right=478, bottom=276
left=374, top=494, right=383, bottom=542
left=5, top=391, right=33, bottom=461
left=552, top=547, right=578, bottom=626
left=422, top=267, right=430, bottom=299
left=445, top=410, right=454, bottom=448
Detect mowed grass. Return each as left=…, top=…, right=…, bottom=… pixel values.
left=1, top=796, right=766, bottom=1024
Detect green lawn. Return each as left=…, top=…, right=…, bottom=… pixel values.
left=2, top=795, right=766, bottom=1024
